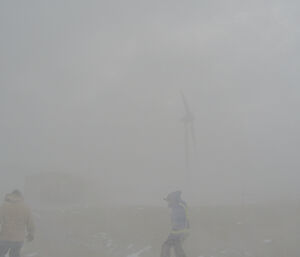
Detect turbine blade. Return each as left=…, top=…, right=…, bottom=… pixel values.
left=190, top=121, right=197, bottom=154
left=184, top=123, right=190, bottom=173
left=180, top=91, right=191, bottom=115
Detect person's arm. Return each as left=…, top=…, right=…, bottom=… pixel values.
left=0, top=206, right=3, bottom=225
left=26, top=209, right=35, bottom=241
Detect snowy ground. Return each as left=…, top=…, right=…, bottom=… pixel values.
left=21, top=204, right=300, bottom=257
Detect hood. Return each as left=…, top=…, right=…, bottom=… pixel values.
left=5, top=193, right=24, bottom=203
left=164, top=191, right=182, bottom=202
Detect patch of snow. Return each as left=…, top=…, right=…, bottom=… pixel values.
left=32, top=212, right=41, bottom=219
left=106, top=239, right=113, bottom=248
left=24, top=253, right=38, bottom=257
left=263, top=239, right=273, bottom=244
left=92, top=232, right=105, bottom=238
left=126, top=246, right=152, bottom=257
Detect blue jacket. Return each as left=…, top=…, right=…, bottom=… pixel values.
left=170, top=201, right=189, bottom=233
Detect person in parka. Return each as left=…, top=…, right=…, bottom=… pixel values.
left=0, top=190, right=35, bottom=257
left=160, top=191, right=189, bottom=257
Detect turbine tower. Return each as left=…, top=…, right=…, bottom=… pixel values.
left=180, top=91, right=197, bottom=174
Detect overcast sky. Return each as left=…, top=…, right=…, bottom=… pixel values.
left=1, top=0, right=300, bottom=205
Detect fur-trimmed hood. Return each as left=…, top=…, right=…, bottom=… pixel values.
left=5, top=193, right=24, bottom=203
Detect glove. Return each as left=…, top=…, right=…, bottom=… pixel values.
left=27, top=234, right=34, bottom=242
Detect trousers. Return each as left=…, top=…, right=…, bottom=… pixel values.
left=0, top=241, right=23, bottom=257
left=160, top=234, right=186, bottom=257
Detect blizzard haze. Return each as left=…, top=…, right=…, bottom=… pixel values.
left=1, top=0, right=300, bottom=205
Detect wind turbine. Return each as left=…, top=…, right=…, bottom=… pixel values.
left=180, top=91, right=197, bottom=173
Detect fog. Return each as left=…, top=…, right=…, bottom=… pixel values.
left=1, top=0, right=300, bottom=205
left=1, top=1, right=300, bottom=256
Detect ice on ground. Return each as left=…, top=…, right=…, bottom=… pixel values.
left=106, top=240, right=113, bottom=248
left=263, top=239, right=273, bottom=244
left=24, top=253, right=38, bottom=257
left=126, top=246, right=152, bottom=257
left=128, top=244, right=134, bottom=249
left=92, top=232, right=106, bottom=238
left=32, top=212, right=41, bottom=219
left=219, top=248, right=253, bottom=256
